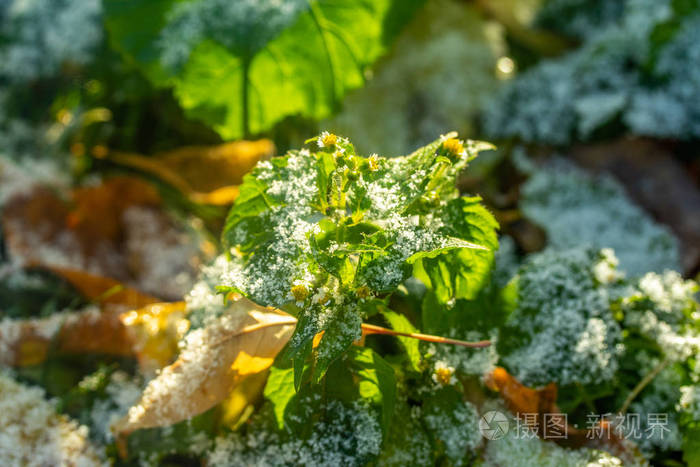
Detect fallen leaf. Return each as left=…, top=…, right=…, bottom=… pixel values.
left=0, top=269, right=182, bottom=369
left=2, top=177, right=207, bottom=299
left=0, top=307, right=131, bottom=367
left=108, top=140, right=275, bottom=205
left=120, top=301, right=189, bottom=374
left=113, top=298, right=296, bottom=457
left=39, top=266, right=160, bottom=309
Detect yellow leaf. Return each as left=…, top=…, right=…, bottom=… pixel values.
left=219, top=370, right=269, bottom=429
left=108, top=140, right=275, bottom=205
left=41, top=266, right=160, bottom=309
left=114, top=298, right=296, bottom=455
left=120, top=302, right=189, bottom=374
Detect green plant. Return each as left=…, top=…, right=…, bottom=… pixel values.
left=219, top=132, right=498, bottom=384
left=104, top=0, right=424, bottom=139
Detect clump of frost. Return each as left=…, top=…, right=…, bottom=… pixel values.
left=423, top=399, right=482, bottom=465
left=207, top=401, right=381, bottom=467
left=0, top=371, right=105, bottom=466
left=482, top=421, right=623, bottom=466
left=158, top=0, right=307, bottom=70
left=499, top=247, right=623, bottom=387
left=377, top=405, right=432, bottom=466
left=678, top=385, right=700, bottom=422
left=625, top=14, right=700, bottom=138
left=0, top=0, right=102, bottom=81
left=621, top=271, right=700, bottom=362
left=484, top=0, right=700, bottom=142
left=520, top=160, right=680, bottom=277
left=185, top=254, right=234, bottom=330
left=87, top=371, right=143, bottom=443
left=534, top=0, right=625, bottom=40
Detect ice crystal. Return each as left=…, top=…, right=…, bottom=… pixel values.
left=158, top=0, right=307, bottom=70
left=484, top=0, right=700, bottom=142
left=520, top=160, right=680, bottom=276
left=0, top=371, right=104, bottom=466
left=207, top=401, right=381, bottom=467
left=0, top=0, right=102, bottom=81
left=499, top=248, right=623, bottom=387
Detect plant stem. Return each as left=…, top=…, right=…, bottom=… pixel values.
left=241, top=55, right=250, bottom=139
left=618, top=357, right=670, bottom=415
left=360, top=323, right=491, bottom=348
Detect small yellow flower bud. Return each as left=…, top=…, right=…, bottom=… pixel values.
left=291, top=284, right=309, bottom=302
left=434, top=367, right=454, bottom=385
left=320, top=132, right=337, bottom=147
left=356, top=285, right=371, bottom=300
left=442, top=138, right=463, bottom=157
left=368, top=154, right=379, bottom=171
left=432, top=361, right=455, bottom=385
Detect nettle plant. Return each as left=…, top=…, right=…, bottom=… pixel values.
left=219, top=132, right=498, bottom=384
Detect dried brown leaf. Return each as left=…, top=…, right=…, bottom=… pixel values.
left=114, top=298, right=296, bottom=455
left=108, top=140, right=275, bottom=205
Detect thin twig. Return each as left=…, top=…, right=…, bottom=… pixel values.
left=618, top=357, right=670, bottom=415
left=360, top=323, right=491, bottom=348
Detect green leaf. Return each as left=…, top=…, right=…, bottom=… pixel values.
left=105, top=0, right=425, bottom=138
left=380, top=309, right=422, bottom=372
left=264, top=365, right=297, bottom=430
left=218, top=134, right=496, bottom=385
left=413, top=196, right=499, bottom=304
left=222, top=174, right=276, bottom=252
left=342, top=346, right=396, bottom=434
left=683, top=425, right=700, bottom=466
left=313, top=306, right=362, bottom=383
left=421, top=277, right=516, bottom=337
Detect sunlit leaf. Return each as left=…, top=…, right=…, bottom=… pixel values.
left=113, top=298, right=296, bottom=453
left=105, top=0, right=425, bottom=138
left=108, top=140, right=275, bottom=205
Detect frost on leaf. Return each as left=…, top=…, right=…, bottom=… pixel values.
left=0, top=371, right=105, bottom=466
left=520, top=159, right=680, bottom=277
left=220, top=133, right=497, bottom=380
left=114, top=297, right=295, bottom=453
left=498, top=247, right=623, bottom=387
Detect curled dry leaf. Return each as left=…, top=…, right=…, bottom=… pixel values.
left=108, top=140, right=275, bottom=205
left=0, top=267, right=191, bottom=370
left=40, top=266, right=160, bottom=310
left=0, top=306, right=131, bottom=367
left=485, top=367, right=646, bottom=464
left=114, top=298, right=296, bottom=456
